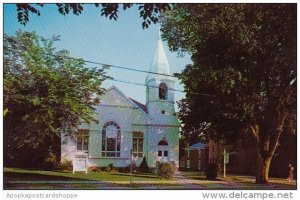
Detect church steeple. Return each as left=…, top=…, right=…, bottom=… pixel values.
left=145, top=28, right=178, bottom=127
left=146, top=29, right=171, bottom=82
left=146, top=28, right=175, bottom=106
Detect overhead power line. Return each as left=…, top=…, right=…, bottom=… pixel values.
left=110, top=78, right=183, bottom=92
left=84, top=60, right=176, bottom=78
left=5, top=45, right=177, bottom=78
left=5, top=45, right=215, bottom=97
left=108, top=78, right=215, bottom=97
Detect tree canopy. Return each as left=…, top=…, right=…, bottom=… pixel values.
left=16, top=3, right=171, bottom=29
left=161, top=4, right=296, bottom=183
left=4, top=31, right=107, bottom=168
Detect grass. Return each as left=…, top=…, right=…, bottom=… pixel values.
left=4, top=167, right=163, bottom=182
left=4, top=168, right=296, bottom=190
left=4, top=167, right=170, bottom=189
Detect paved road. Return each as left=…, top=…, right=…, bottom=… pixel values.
left=4, top=172, right=296, bottom=190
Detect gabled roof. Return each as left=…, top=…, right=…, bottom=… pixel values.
left=184, top=142, right=208, bottom=150
left=129, top=98, right=148, bottom=114
left=105, top=85, right=148, bottom=115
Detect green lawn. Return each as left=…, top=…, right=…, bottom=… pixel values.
left=4, top=167, right=169, bottom=189
left=4, top=168, right=296, bottom=190
left=4, top=167, right=162, bottom=182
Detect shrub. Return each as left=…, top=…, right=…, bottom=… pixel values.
left=60, top=160, right=73, bottom=171
left=43, top=151, right=59, bottom=169
left=205, top=163, right=220, bottom=180
left=88, top=166, right=102, bottom=172
left=119, top=167, right=129, bottom=173
left=157, top=162, right=175, bottom=179
left=108, top=163, right=116, bottom=170
left=104, top=163, right=116, bottom=172
left=110, top=169, right=118, bottom=173
left=139, top=157, right=150, bottom=173
left=104, top=166, right=111, bottom=172
left=125, top=162, right=137, bottom=173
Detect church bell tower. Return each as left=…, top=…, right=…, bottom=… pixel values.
left=145, top=30, right=177, bottom=125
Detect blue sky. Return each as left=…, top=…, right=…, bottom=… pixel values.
left=4, top=4, right=192, bottom=107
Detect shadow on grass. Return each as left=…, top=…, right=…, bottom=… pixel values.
left=4, top=172, right=91, bottom=182
left=3, top=171, right=116, bottom=190
left=183, top=176, right=223, bottom=181
left=109, top=172, right=159, bottom=180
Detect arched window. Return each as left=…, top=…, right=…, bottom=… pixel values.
left=158, top=140, right=168, bottom=146
left=102, top=121, right=121, bottom=157
left=159, top=83, right=168, bottom=100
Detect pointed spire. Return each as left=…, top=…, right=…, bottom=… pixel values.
left=158, top=27, right=161, bottom=39
left=146, top=27, right=171, bottom=82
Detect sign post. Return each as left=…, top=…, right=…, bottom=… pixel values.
left=130, top=149, right=133, bottom=184
left=73, top=153, right=88, bottom=174
left=223, top=149, right=230, bottom=178
left=223, top=149, right=226, bottom=178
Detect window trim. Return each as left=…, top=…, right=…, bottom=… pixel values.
left=76, top=129, right=89, bottom=151
left=101, top=121, right=121, bottom=157
left=158, top=139, right=168, bottom=158
left=133, top=134, right=144, bottom=157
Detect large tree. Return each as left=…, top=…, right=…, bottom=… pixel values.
left=161, top=4, right=296, bottom=183
left=15, top=3, right=171, bottom=29
left=4, top=31, right=107, bottom=168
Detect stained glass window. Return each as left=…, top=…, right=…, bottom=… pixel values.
left=102, top=121, right=121, bottom=157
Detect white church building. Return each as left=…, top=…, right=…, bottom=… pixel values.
left=61, top=34, right=180, bottom=169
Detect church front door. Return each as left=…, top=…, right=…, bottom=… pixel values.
left=157, top=139, right=169, bottom=162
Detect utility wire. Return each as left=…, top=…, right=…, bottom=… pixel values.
left=5, top=45, right=177, bottom=78
left=5, top=45, right=215, bottom=97
left=102, top=78, right=215, bottom=97
left=84, top=60, right=176, bottom=78
left=110, top=78, right=184, bottom=93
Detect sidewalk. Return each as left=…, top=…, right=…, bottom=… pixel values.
left=176, top=171, right=296, bottom=189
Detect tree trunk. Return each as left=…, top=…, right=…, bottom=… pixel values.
left=251, top=123, right=282, bottom=184
left=255, top=152, right=272, bottom=184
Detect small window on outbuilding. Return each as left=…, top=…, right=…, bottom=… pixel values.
left=159, top=83, right=168, bottom=100
left=187, top=160, right=191, bottom=168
